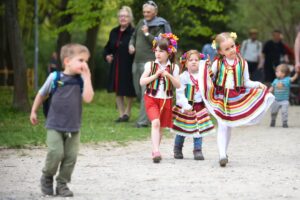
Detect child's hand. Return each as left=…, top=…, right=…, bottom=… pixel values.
left=161, top=70, right=170, bottom=77
left=30, top=112, right=38, bottom=125
left=81, top=64, right=91, bottom=80
left=155, top=69, right=164, bottom=77
left=258, top=82, right=267, bottom=89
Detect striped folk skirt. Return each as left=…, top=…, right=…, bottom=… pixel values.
left=172, top=102, right=215, bottom=138
left=199, top=64, right=275, bottom=127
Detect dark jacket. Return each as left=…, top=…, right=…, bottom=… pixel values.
left=103, top=25, right=136, bottom=96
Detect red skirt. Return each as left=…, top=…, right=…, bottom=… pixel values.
left=144, top=95, right=173, bottom=128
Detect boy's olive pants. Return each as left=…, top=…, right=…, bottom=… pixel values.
left=42, top=129, right=80, bottom=186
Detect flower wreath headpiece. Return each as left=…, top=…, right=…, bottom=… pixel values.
left=152, top=33, right=179, bottom=54
left=211, top=32, right=237, bottom=50
left=180, top=51, right=205, bottom=67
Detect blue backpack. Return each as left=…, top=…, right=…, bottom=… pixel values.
left=43, top=71, right=83, bottom=117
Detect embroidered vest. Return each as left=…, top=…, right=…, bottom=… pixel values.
left=215, top=56, right=245, bottom=88
left=146, top=62, right=175, bottom=97
left=185, top=84, right=195, bottom=105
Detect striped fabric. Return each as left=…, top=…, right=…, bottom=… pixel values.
left=271, top=77, right=291, bottom=101
left=199, top=60, right=274, bottom=127
left=185, top=84, right=195, bottom=102
left=146, top=62, right=174, bottom=97
left=215, top=57, right=245, bottom=88
left=172, top=103, right=215, bottom=138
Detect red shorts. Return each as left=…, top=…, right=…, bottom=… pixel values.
left=144, top=95, right=173, bottom=128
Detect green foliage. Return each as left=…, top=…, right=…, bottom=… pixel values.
left=56, top=0, right=132, bottom=33
left=228, top=0, right=300, bottom=46
left=0, top=88, right=151, bottom=148
left=130, top=0, right=232, bottom=51
left=9, top=0, right=233, bottom=90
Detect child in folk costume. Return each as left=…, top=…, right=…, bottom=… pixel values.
left=140, top=33, right=180, bottom=163
left=172, top=50, right=215, bottom=160
left=199, top=32, right=274, bottom=167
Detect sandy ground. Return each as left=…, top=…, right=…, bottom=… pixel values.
left=1, top=107, right=300, bottom=200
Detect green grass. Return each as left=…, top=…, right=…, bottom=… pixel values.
left=0, top=88, right=151, bottom=148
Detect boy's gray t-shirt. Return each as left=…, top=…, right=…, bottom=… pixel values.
left=39, top=72, right=82, bottom=132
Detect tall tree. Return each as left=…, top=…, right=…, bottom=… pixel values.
left=4, top=0, right=30, bottom=111
left=56, top=0, right=72, bottom=66
left=0, top=2, right=6, bottom=85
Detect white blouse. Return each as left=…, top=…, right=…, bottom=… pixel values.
left=176, top=71, right=203, bottom=111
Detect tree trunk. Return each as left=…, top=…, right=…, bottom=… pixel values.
left=5, top=0, right=30, bottom=111
left=85, top=25, right=99, bottom=84
left=56, top=0, right=71, bottom=67
left=0, top=7, right=6, bottom=85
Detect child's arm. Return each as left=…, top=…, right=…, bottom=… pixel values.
left=243, top=62, right=266, bottom=89
left=176, top=77, right=192, bottom=112
left=291, top=71, right=299, bottom=82
left=140, top=62, right=164, bottom=86
left=30, top=93, right=45, bottom=125
left=268, top=86, right=274, bottom=93
left=81, top=64, right=94, bottom=103
left=30, top=73, right=54, bottom=125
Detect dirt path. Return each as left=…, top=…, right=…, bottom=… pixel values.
left=1, top=107, right=300, bottom=200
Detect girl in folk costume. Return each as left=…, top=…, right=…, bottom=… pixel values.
left=172, top=50, right=215, bottom=160
left=140, top=33, right=180, bottom=163
left=199, top=32, right=274, bottom=167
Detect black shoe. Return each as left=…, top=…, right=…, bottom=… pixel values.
left=56, top=184, right=74, bottom=197
left=219, top=157, right=228, bottom=167
left=174, top=146, right=183, bottom=159
left=283, top=122, right=288, bottom=128
left=40, top=175, right=54, bottom=196
left=270, top=120, right=275, bottom=127
left=115, top=117, right=123, bottom=123
left=122, top=114, right=130, bottom=122
left=193, top=149, right=204, bottom=160
left=136, top=123, right=148, bottom=128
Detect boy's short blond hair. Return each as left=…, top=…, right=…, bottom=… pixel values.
left=60, top=43, right=90, bottom=68
left=277, top=64, right=290, bottom=77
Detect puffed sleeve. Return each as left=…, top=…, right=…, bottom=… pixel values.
left=176, top=72, right=192, bottom=111
left=243, top=62, right=260, bottom=88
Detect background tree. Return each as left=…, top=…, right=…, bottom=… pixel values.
left=228, top=0, right=300, bottom=46
left=3, top=0, right=30, bottom=111
left=130, top=0, right=233, bottom=51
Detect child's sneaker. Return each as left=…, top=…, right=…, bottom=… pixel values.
left=152, top=151, right=162, bottom=163
left=283, top=122, right=288, bottom=128
left=219, top=157, right=228, bottom=167
left=193, top=149, right=204, bottom=160
left=40, top=175, right=54, bottom=196
left=270, top=120, right=275, bottom=127
left=174, top=146, right=183, bottom=159
left=56, top=184, right=74, bottom=197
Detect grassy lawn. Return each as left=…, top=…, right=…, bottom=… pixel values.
left=0, top=88, right=153, bottom=148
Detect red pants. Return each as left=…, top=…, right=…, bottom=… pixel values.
left=144, top=95, right=173, bottom=128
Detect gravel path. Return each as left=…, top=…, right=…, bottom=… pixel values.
left=1, top=107, right=300, bottom=200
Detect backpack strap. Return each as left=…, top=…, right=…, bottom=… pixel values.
left=50, top=71, right=83, bottom=94
left=50, top=71, right=61, bottom=94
